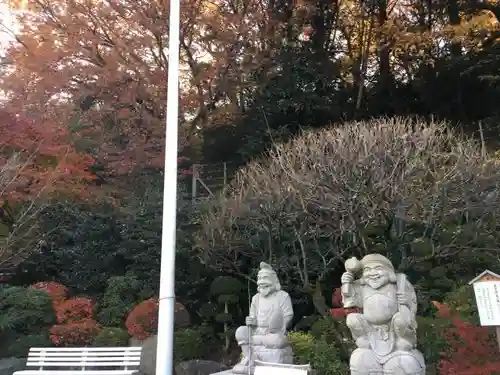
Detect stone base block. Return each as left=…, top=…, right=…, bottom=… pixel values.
left=210, top=363, right=311, bottom=375
left=210, top=371, right=236, bottom=375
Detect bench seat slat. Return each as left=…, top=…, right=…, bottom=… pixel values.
left=27, top=357, right=140, bottom=361
left=15, top=346, right=142, bottom=375
left=28, top=352, right=141, bottom=355
left=28, top=356, right=140, bottom=359
left=26, top=362, right=140, bottom=367
left=29, top=347, right=141, bottom=352
left=15, top=372, right=136, bottom=374
left=30, top=352, right=140, bottom=355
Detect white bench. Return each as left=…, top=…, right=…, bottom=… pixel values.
left=13, top=347, right=142, bottom=375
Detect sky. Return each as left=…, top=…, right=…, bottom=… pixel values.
left=0, top=3, right=17, bottom=51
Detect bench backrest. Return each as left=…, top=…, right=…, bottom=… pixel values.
left=26, top=347, right=142, bottom=371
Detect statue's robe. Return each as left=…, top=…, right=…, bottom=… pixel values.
left=249, top=290, right=294, bottom=336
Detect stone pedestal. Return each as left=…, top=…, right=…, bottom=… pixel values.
left=210, top=371, right=235, bottom=375
left=210, top=362, right=311, bottom=375
left=252, top=346, right=293, bottom=364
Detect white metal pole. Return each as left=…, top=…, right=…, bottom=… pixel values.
left=155, top=0, right=180, bottom=372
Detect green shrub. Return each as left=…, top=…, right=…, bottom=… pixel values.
left=96, top=274, right=143, bottom=326
left=1, top=331, right=53, bottom=357
left=444, top=285, right=478, bottom=324
left=210, top=276, right=244, bottom=352
left=289, top=331, right=349, bottom=375
left=0, top=285, right=56, bottom=334
left=174, top=325, right=215, bottom=362
left=92, top=327, right=130, bottom=347
left=417, top=315, right=452, bottom=373
left=310, top=316, right=351, bottom=343
left=310, top=316, right=353, bottom=362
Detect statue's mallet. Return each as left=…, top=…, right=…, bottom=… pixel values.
left=342, top=257, right=362, bottom=305
left=345, top=257, right=362, bottom=274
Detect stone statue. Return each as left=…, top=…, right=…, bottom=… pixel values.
left=232, top=262, right=294, bottom=374
left=341, top=254, right=426, bottom=375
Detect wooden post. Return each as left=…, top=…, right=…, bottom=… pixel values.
left=223, top=162, right=227, bottom=190
left=191, top=164, right=197, bottom=202
left=496, top=326, right=500, bottom=352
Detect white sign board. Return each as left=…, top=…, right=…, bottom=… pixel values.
left=473, top=280, right=500, bottom=326
left=254, top=366, right=308, bottom=375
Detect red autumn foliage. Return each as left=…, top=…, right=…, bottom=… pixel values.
left=33, top=284, right=100, bottom=347
left=330, top=307, right=361, bottom=319
left=0, top=110, right=96, bottom=201
left=330, top=288, right=361, bottom=318
left=0, top=106, right=190, bottom=206
left=433, top=301, right=500, bottom=375
left=30, top=281, right=69, bottom=307
left=50, top=319, right=101, bottom=347
left=55, top=297, right=94, bottom=324
left=125, top=298, right=159, bottom=340
left=332, top=287, right=343, bottom=307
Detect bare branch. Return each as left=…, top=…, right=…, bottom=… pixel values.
left=196, top=117, right=500, bottom=291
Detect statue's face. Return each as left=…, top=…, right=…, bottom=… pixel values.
left=257, top=276, right=275, bottom=297
left=362, top=263, right=390, bottom=290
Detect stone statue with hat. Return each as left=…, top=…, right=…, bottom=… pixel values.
left=232, top=262, right=294, bottom=374
left=341, top=253, right=426, bottom=375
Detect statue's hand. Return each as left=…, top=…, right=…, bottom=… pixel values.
left=341, top=271, right=354, bottom=284
left=246, top=316, right=257, bottom=326
left=396, top=292, right=406, bottom=305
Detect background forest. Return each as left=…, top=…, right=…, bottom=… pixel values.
left=1, top=0, right=500, bottom=373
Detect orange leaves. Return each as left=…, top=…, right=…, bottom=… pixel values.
left=431, top=300, right=452, bottom=317
left=0, top=109, right=96, bottom=200
left=55, top=298, right=95, bottom=324
left=125, top=298, right=159, bottom=340
left=124, top=298, right=191, bottom=340
left=32, top=281, right=102, bottom=347
left=2, top=0, right=278, bottom=172
left=50, top=320, right=101, bottom=346
left=50, top=298, right=100, bottom=347
left=1, top=0, right=173, bottom=178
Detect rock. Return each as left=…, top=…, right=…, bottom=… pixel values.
left=134, top=335, right=227, bottom=375
left=0, top=358, right=26, bottom=375
left=174, top=302, right=191, bottom=329
left=138, top=335, right=158, bottom=375
left=175, top=360, right=228, bottom=375
left=129, top=337, right=144, bottom=347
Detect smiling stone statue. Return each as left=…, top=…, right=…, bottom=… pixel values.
left=341, top=254, right=426, bottom=375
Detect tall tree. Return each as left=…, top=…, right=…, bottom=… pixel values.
left=0, top=109, right=96, bottom=266
left=0, top=0, right=285, bottom=171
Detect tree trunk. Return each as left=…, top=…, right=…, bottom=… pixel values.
left=377, top=0, right=391, bottom=91
left=446, top=0, right=462, bottom=56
